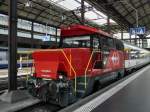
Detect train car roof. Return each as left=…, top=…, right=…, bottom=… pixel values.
left=61, top=24, right=111, bottom=38
left=123, top=41, right=149, bottom=53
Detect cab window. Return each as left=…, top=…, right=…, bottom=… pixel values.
left=107, top=38, right=114, bottom=48
left=115, top=39, right=124, bottom=51
left=101, top=37, right=115, bottom=50
left=60, top=36, right=91, bottom=48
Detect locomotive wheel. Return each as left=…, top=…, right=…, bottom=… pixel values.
left=59, top=90, right=69, bottom=107
left=59, top=81, right=76, bottom=107
left=93, top=80, right=102, bottom=92
left=37, top=85, right=48, bottom=102
left=28, top=84, right=37, bottom=97
left=117, top=71, right=124, bottom=80
left=48, top=81, right=57, bottom=99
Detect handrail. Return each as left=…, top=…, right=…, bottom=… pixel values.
left=61, top=49, right=77, bottom=92
left=84, top=50, right=101, bottom=89
left=84, top=51, right=94, bottom=89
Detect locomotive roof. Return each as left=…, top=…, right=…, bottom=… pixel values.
left=61, top=24, right=111, bottom=38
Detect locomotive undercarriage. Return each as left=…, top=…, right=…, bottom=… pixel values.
left=27, top=69, right=124, bottom=107
left=27, top=76, right=76, bottom=107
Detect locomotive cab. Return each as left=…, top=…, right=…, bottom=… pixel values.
left=27, top=25, right=124, bottom=106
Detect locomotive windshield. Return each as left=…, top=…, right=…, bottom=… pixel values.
left=60, top=36, right=91, bottom=48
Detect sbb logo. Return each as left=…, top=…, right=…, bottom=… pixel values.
left=112, top=52, right=119, bottom=65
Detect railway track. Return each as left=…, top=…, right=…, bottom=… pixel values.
left=13, top=77, right=126, bottom=112
left=14, top=77, right=122, bottom=112
left=0, top=75, right=61, bottom=112
left=17, top=102, right=61, bottom=112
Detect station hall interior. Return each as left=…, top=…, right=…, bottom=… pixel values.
left=0, top=0, right=150, bottom=112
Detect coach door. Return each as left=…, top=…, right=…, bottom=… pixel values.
left=92, top=35, right=102, bottom=69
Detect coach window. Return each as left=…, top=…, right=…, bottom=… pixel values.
left=107, top=38, right=114, bottom=49
left=93, top=37, right=100, bottom=49
left=101, top=37, right=109, bottom=51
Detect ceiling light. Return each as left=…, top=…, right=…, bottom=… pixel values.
left=25, top=0, right=32, bottom=7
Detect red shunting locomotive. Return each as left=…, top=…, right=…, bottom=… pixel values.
left=27, top=25, right=125, bottom=106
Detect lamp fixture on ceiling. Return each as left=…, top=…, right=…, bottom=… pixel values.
left=25, top=0, right=32, bottom=7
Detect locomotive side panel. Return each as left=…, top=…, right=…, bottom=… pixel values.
left=32, top=48, right=92, bottom=80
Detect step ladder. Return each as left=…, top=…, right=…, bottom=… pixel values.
left=76, top=77, right=88, bottom=98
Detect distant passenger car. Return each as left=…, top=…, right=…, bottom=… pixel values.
left=0, top=47, right=33, bottom=69
left=124, top=42, right=150, bottom=73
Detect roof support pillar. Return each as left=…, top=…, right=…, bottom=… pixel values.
left=129, top=32, right=131, bottom=43
left=8, top=0, right=18, bottom=91
left=31, top=21, right=34, bottom=48
left=55, top=28, right=58, bottom=43
left=121, top=28, right=123, bottom=40
left=135, top=32, right=137, bottom=45
left=107, top=10, right=111, bottom=34
left=81, top=0, right=85, bottom=25
left=138, top=37, right=140, bottom=47
left=141, top=39, right=143, bottom=48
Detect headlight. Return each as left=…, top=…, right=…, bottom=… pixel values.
left=31, top=73, right=34, bottom=76
left=59, top=75, right=63, bottom=79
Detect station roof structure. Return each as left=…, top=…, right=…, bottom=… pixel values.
left=0, top=0, right=105, bottom=28
left=0, top=0, right=150, bottom=35
left=86, top=0, right=150, bottom=35
left=0, top=0, right=75, bottom=27
left=0, top=0, right=116, bottom=28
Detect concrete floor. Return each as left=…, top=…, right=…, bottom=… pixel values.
left=93, top=66, right=150, bottom=112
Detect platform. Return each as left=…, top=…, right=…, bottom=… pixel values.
left=0, top=95, right=40, bottom=112
left=0, top=90, right=40, bottom=112
left=92, top=65, right=150, bottom=112
left=60, top=65, right=150, bottom=112
left=0, top=67, right=32, bottom=78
